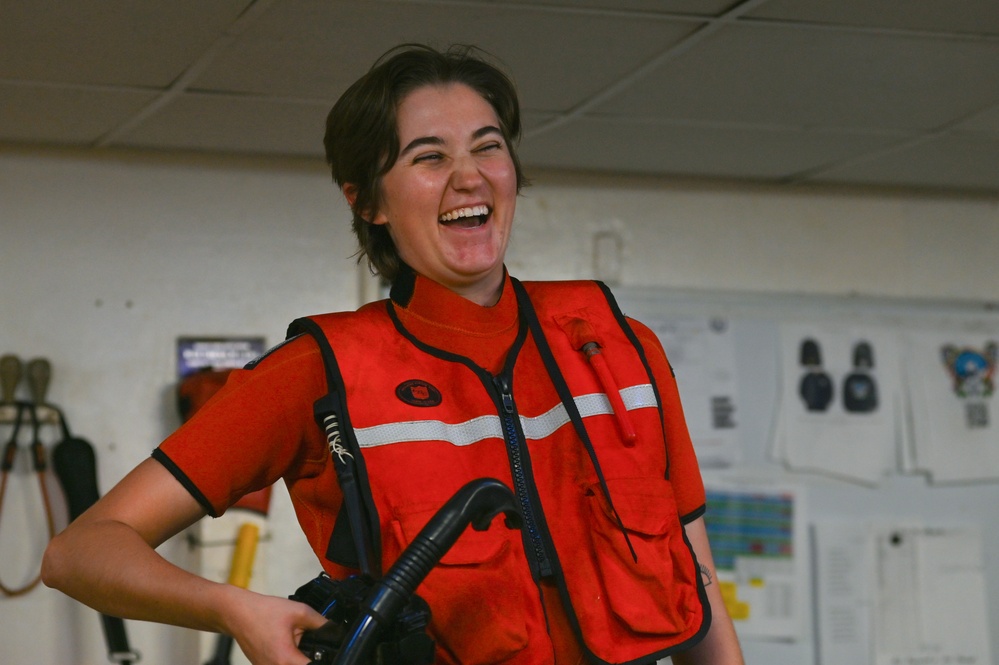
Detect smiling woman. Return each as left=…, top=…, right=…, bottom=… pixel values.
left=368, top=83, right=517, bottom=305
left=42, top=43, right=743, bottom=665
left=324, top=44, right=528, bottom=292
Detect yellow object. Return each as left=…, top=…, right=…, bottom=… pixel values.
left=719, top=580, right=751, bottom=621
left=227, top=522, right=260, bottom=588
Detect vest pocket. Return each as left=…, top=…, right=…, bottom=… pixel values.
left=586, top=476, right=699, bottom=635
left=392, top=507, right=531, bottom=664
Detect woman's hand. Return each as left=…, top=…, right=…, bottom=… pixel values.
left=223, top=588, right=329, bottom=665
left=43, top=458, right=325, bottom=665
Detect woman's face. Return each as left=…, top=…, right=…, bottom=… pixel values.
left=371, top=83, right=518, bottom=305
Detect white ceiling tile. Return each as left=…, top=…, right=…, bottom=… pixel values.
left=521, top=110, right=561, bottom=136
left=111, top=93, right=330, bottom=157
left=518, top=116, right=902, bottom=180
left=747, top=0, right=999, bottom=36
left=190, top=0, right=698, bottom=112
left=0, top=0, right=250, bottom=87
left=0, top=83, right=159, bottom=144
left=957, top=104, right=999, bottom=136
left=478, top=0, right=738, bottom=15
left=810, top=131, right=999, bottom=192
left=592, top=23, right=999, bottom=132
left=1, top=0, right=997, bottom=194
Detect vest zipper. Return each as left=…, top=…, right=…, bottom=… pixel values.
left=493, top=373, right=553, bottom=579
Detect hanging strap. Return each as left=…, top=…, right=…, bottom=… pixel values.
left=50, top=405, right=139, bottom=664
left=287, top=317, right=382, bottom=579
left=0, top=402, right=56, bottom=597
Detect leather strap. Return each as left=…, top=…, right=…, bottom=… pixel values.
left=0, top=402, right=56, bottom=597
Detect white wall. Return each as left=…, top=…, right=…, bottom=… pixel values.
left=1, top=148, right=996, bottom=664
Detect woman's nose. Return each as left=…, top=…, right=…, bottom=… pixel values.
left=449, top=154, right=484, bottom=190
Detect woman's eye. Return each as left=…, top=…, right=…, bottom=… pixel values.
left=413, top=152, right=442, bottom=163
left=476, top=142, right=502, bottom=153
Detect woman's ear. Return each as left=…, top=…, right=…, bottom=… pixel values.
left=342, top=184, right=385, bottom=225
left=342, top=183, right=359, bottom=209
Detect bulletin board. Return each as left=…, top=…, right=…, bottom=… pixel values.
left=613, top=285, right=999, bottom=665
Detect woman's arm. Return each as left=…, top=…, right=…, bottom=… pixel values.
left=42, top=458, right=325, bottom=665
left=673, top=516, right=745, bottom=665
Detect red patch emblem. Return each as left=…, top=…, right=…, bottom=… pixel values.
left=396, top=380, right=442, bottom=407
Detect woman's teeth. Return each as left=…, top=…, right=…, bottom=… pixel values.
left=439, top=205, right=489, bottom=224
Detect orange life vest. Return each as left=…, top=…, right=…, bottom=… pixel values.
left=291, top=278, right=709, bottom=665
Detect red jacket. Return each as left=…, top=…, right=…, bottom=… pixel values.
left=299, top=278, right=709, bottom=665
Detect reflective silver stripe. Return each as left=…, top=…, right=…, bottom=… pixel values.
left=522, top=383, right=657, bottom=440
left=354, top=383, right=657, bottom=449
left=356, top=414, right=502, bottom=449
left=621, top=383, right=659, bottom=411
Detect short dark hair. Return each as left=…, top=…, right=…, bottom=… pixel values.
left=324, top=43, right=527, bottom=282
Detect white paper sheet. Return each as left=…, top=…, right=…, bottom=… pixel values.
left=904, top=329, right=999, bottom=483
left=814, top=521, right=875, bottom=664
left=814, top=521, right=991, bottom=665
left=774, top=323, right=902, bottom=485
left=646, top=315, right=742, bottom=467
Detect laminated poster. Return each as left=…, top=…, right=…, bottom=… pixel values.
left=703, top=477, right=806, bottom=642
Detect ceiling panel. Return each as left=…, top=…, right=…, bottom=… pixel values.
left=189, top=0, right=699, bottom=112
left=113, top=93, right=330, bottom=157
left=590, top=23, right=999, bottom=132
left=747, top=0, right=999, bottom=36
left=957, top=104, right=999, bottom=135
left=812, top=131, right=999, bottom=193
left=0, top=0, right=250, bottom=87
left=518, top=116, right=903, bottom=180
left=0, top=83, right=159, bottom=144
left=1, top=0, right=997, bottom=195
left=476, top=0, right=740, bottom=16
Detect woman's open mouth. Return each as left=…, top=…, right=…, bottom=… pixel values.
left=439, top=205, right=490, bottom=228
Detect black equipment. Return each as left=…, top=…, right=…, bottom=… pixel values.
left=843, top=341, right=878, bottom=413
left=291, top=477, right=522, bottom=665
left=51, top=415, right=140, bottom=665
left=798, top=338, right=834, bottom=412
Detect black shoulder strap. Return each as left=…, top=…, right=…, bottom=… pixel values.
left=287, top=317, right=382, bottom=578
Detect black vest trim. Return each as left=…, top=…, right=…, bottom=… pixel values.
left=286, top=317, right=382, bottom=577
left=388, top=265, right=417, bottom=308
left=384, top=294, right=529, bottom=380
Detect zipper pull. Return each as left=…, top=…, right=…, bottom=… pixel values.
left=495, top=375, right=515, bottom=414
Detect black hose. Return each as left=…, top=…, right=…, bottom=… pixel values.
left=330, top=477, right=521, bottom=665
